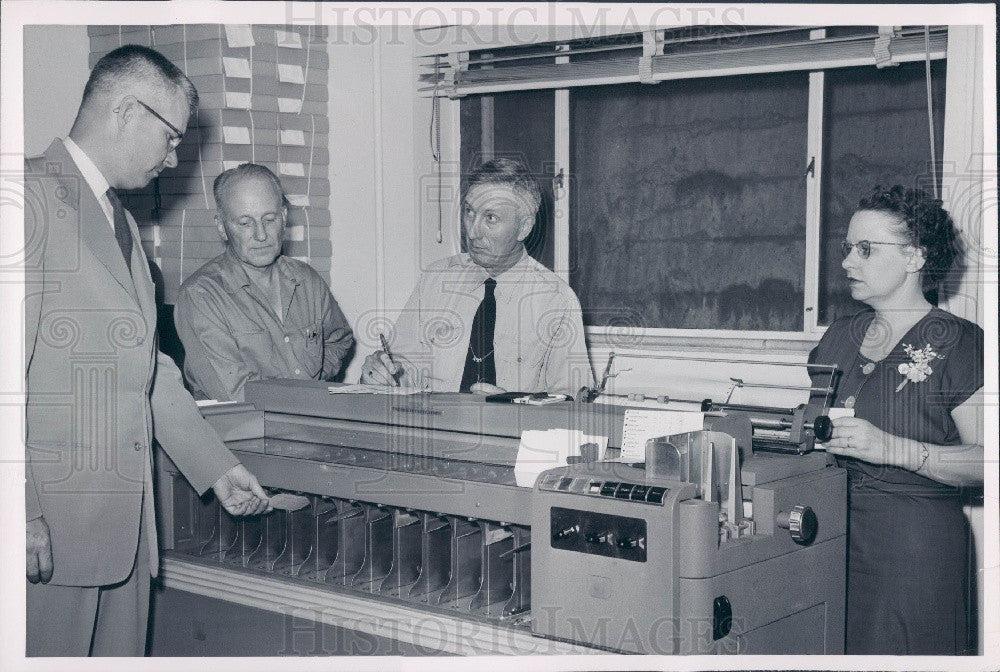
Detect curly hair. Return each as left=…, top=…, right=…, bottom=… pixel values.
left=857, top=185, right=960, bottom=290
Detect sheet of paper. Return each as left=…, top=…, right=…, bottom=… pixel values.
left=278, top=97, right=303, bottom=114
left=619, top=408, right=705, bottom=462
left=222, top=57, right=252, bottom=79
left=275, top=29, right=303, bottom=48
left=277, top=64, right=305, bottom=84
left=280, top=129, right=306, bottom=146
left=327, top=384, right=423, bottom=395
left=195, top=399, right=241, bottom=408
left=224, top=25, right=255, bottom=48
left=827, top=407, right=856, bottom=420
left=225, top=91, right=252, bottom=109
left=222, top=126, right=251, bottom=144
left=514, top=429, right=608, bottom=487
left=279, top=162, right=305, bottom=177
left=269, top=493, right=310, bottom=511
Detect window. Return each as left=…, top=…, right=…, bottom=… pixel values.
left=445, top=26, right=948, bottom=339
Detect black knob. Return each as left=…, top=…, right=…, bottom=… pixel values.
left=813, top=415, right=833, bottom=442
left=776, top=505, right=818, bottom=545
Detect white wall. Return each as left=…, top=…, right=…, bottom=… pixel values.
left=22, top=25, right=90, bottom=155
left=326, top=27, right=452, bottom=382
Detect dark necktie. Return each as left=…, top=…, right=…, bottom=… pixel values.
left=460, top=277, right=497, bottom=392
left=105, top=187, right=132, bottom=273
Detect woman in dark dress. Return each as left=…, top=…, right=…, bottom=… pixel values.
left=810, top=185, right=983, bottom=655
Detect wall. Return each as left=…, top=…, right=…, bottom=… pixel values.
left=22, top=25, right=90, bottom=155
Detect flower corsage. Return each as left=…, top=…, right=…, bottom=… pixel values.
left=896, top=343, right=944, bottom=392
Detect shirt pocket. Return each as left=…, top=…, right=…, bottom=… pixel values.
left=300, top=320, right=324, bottom=377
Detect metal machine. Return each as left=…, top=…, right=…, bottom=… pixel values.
left=157, top=374, right=845, bottom=655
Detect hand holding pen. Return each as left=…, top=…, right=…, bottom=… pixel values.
left=360, top=332, right=403, bottom=386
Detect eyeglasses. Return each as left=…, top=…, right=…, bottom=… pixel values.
left=840, top=239, right=911, bottom=259
left=135, top=99, right=184, bottom=149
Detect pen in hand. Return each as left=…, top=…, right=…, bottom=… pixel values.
left=378, top=332, right=401, bottom=387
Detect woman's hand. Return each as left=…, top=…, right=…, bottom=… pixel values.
left=824, top=417, right=901, bottom=467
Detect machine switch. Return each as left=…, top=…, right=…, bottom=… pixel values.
left=646, top=487, right=667, bottom=504
left=552, top=524, right=580, bottom=541
left=630, top=485, right=649, bottom=500
left=614, top=483, right=635, bottom=499
left=585, top=531, right=611, bottom=545
left=600, top=482, right=619, bottom=497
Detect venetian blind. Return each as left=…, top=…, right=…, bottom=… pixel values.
left=417, top=25, right=948, bottom=97
left=88, top=24, right=331, bottom=304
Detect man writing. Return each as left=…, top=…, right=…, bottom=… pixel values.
left=175, top=163, right=354, bottom=402
left=24, top=45, right=270, bottom=656
left=360, top=158, right=593, bottom=395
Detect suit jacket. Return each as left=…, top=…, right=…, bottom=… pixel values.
left=24, top=139, right=240, bottom=586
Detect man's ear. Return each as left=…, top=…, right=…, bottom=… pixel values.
left=516, top=212, right=535, bottom=242
left=906, top=246, right=927, bottom=273
left=113, top=96, right=137, bottom=131
left=216, top=214, right=228, bottom=241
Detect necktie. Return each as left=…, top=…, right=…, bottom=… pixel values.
left=460, top=278, right=497, bottom=392
left=105, top=188, right=132, bottom=273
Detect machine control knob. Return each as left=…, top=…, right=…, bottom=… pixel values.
left=776, top=505, right=818, bottom=545
left=616, top=536, right=640, bottom=549
left=812, top=415, right=833, bottom=442
left=552, top=524, right=579, bottom=541
left=585, top=531, right=611, bottom=545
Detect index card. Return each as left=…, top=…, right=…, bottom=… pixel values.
left=224, top=25, right=255, bottom=48
left=619, top=408, right=704, bottom=462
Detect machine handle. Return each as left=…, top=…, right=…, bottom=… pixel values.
left=776, top=505, right=818, bottom=545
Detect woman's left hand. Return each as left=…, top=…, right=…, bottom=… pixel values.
left=824, top=417, right=896, bottom=466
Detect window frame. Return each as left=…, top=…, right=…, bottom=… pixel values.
left=441, top=27, right=949, bottom=353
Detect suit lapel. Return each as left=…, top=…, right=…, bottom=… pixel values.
left=47, top=140, right=139, bottom=304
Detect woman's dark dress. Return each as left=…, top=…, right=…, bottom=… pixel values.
left=809, top=307, right=983, bottom=655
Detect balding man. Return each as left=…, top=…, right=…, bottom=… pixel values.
left=23, top=45, right=270, bottom=657
left=175, top=163, right=354, bottom=401
left=361, top=158, right=594, bottom=396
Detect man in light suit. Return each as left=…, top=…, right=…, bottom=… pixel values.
left=24, top=45, right=271, bottom=656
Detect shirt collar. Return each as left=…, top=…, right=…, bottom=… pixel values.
left=63, top=136, right=111, bottom=202
left=220, top=246, right=300, bottom=293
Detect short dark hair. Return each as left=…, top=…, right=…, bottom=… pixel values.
left=857, top=184, right=960, bottom=290
left=213, top=163, right=287, bottom=214
left=82, top=44, right=198, bottom=117
left=465, top=158, right=542, bottom=218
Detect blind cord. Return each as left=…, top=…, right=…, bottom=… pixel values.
left=430, top=58, right=443, bottom=243
left=924, top=26, right=938, bottom=199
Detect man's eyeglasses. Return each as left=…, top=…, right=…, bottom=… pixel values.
left=135, top=99, right=184, bottom=149
left=840, top=239, right=911, bottom=260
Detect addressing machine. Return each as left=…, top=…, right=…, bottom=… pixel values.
left=155, top=359, right=846, bottom=655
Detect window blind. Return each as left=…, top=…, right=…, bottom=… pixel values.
left=417, top=25, right=948, bottom=97
left=87, top=24, right=330, bottom=304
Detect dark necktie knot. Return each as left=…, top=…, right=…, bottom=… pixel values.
left=106, top=188, right=133, bottom=272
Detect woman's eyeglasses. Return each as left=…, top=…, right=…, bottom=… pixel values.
left=840, top=239, right=911, bottom=260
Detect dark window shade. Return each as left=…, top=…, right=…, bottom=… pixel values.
left=569, top=72, right=810, bottom=331
left=818, top=60, right=947, bottom=325
left=460, top=89, right=555, bottom=270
